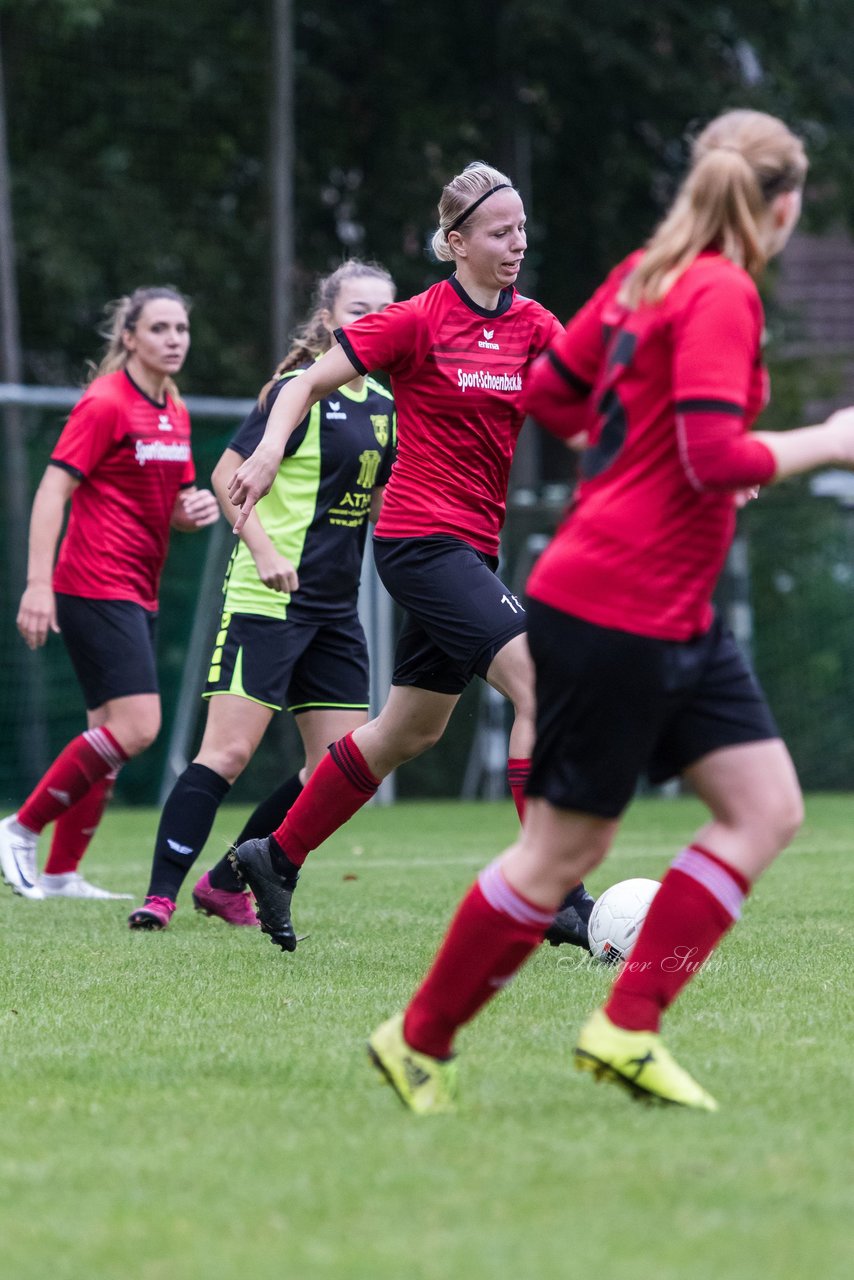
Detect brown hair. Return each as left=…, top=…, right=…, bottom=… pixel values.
left=90, top=285, right=190, bottom=402
left=620, top=110, right=807, bottom=308
left=431, top=161, right=516, bottom=262
left=258, top=258, right=395, bottom=408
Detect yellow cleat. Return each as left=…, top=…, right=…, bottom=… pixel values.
left=574, top=1008, right=719, bottom=1111
left=368, top=1013, right=458, bottom=1115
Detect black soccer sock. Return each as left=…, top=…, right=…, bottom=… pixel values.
left=146, top=763, right=231, bottom=901
left=207, top=772, right=304, bottom=891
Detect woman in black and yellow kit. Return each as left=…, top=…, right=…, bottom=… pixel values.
left=128, top=260, right=396, bottom=929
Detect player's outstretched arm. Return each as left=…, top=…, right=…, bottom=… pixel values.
left=228, top=345, right=360, bottom=532
left=212, top=447, right=299, bottom=594
left=754, top=406, right=854, bottom=481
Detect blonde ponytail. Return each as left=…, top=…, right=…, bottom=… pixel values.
left=620, top=110, right=807, bottom=308
left=431, top=161, right=515, bottom=262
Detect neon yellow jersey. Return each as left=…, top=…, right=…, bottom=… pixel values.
left=222, top=369, right=395, bottom=620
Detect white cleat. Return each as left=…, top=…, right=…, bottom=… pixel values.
left=0, top=814, right=43, bottom=899
left=40, top=872, right=133, bottom=900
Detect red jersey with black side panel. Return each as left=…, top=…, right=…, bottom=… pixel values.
left=525, top=250, right=776, bottom=640
left=335, top=276, right=562, bottom=557
left=51, top=370, right=196, bottom=611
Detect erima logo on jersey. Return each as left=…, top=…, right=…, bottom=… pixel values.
left=478, top=326, right=499, bottom=350
left=157, top=413, right=173, bottom=431
left=326, top=400, right=347, bottom=420
left=135, top=439, right=192, bottom=466
left=457, top=368, right=522, bottom=394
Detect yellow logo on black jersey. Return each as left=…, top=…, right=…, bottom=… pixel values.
left=370, top=414, right=390, bottom=446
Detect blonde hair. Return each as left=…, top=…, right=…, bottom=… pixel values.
left=620, top=110, right=807, bottom=308
left=259, top=258, right=395, bottom=408
left=90, top=285, right=190, bottom=403
left=431, top=161, right=516, bottom=262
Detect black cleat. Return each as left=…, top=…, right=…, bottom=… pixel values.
left=229, top=837, right=299, bottom=952
left=545, top=886, right=595, bottom=952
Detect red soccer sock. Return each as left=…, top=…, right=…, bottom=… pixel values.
left=17, top=728, right=127, bottom=836
left=272, top=732, right=380, bottom=866
left=604, top=844, right=750, bottom=1033
left=43, top=768, right=119, bottom=875
left=506, top=757, right=530, bottom=822
left=403, top=860, right=557, bottom=1059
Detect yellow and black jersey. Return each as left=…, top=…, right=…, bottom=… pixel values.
left=223, top=368, right=395, bottom=621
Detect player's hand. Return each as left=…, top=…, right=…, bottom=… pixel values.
left=17, top=583, right=59, bottom=650
left=177, top=487, right=221, bottom=529
left=823, top=407, right=854, bottom=466
left=734, top=486, right=760, bottom=508
left=228, top=445, right=280, bottom=533
left=253, top=549, right=299, bottom=594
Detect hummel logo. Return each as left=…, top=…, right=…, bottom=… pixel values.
left=167, top=839, right=194, bottom=856
left=47, top=787, right=72, bottom=807
left=478, top=327, right=499, bottom=350
left=157, top=413, right=173, bottom=431
left=403, top=1055, right=431, bottom=1089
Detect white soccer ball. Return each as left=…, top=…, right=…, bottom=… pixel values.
left=587, top=877, right=660, bottom=964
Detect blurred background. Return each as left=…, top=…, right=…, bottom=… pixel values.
left=3, top=0, right=854, bottom=807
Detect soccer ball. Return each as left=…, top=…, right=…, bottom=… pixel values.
left=587, top=877, right=660, bottom=964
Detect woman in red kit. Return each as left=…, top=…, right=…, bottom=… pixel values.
left=226, top=162, right=594, bottom=953
left=0, top=286, right=219, bottom=902
left=366, top=109, right=854, bottom=1115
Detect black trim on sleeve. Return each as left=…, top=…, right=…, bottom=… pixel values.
left=547, top=350, right=593, bottom=396
left=48, top=458, right=85, bottom=480
left=675, top=398, right=745, bottom=416
left=334, top=328, right=369, bottom=376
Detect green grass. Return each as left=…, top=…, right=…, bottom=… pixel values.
left=1, top=794, right=852, bottom=1280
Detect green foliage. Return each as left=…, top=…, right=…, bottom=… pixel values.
left=1, top=796, right=852, bottom=1279
left=6, top=1, right=854, bottom=388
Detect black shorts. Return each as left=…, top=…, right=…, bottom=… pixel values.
left=55, top=594, right=159, bottom=710
left=373, top=535, right=527, bottom=695
left=203, top=610, right=370, bottom=714
left=525, top=600, right=780, bottom=819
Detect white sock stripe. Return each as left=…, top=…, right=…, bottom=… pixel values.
left=84, top=728, right=125, bottom=770
left=672, top=847, right=744, bottom=921
left=477, top=860, right=556, bottom=928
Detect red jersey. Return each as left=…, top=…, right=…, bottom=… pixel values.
left=51, top=370, right=195, bottom=611
left=525, top=251, right=776, bottom=640
left=336, top=276, right=562, bottom=556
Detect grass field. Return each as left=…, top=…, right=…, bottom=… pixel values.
left=1, top=793, right=852, bottom=1280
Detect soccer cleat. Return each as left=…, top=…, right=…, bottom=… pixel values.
left=545, top=885, right=595, bottom=951
left=367, top=1013, right=458, bottom=1116
left=40, top=872, right=133, bottom=900
left=574, top=1008, right=719, bottom=1111
left=191, top=871, right=259, bottom=926
left=127, top=896, right=177, bottom=931
left=229, top=837, right=298, bottom=952
left=0, top=814, right=44, bottom=899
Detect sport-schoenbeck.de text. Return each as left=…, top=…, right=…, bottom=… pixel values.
left=457, top=369, right=523, bottom=393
